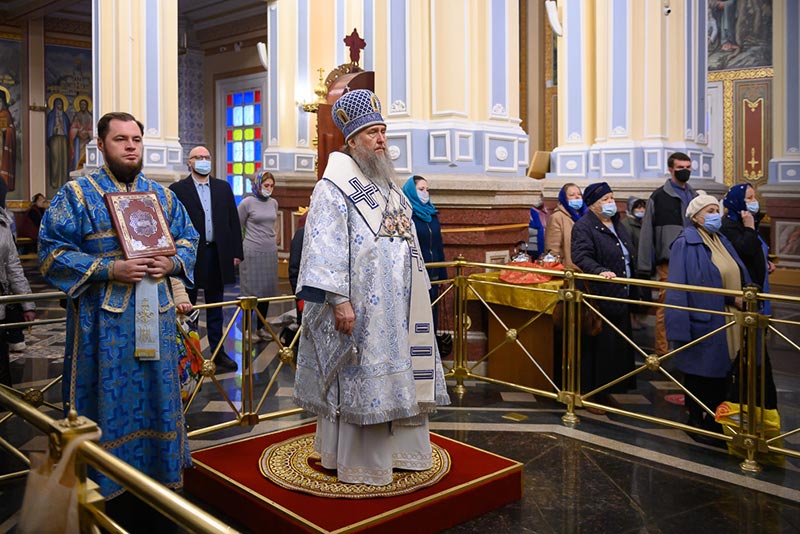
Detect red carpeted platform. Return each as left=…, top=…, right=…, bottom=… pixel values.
left=185, top=423, right=522, bottom=533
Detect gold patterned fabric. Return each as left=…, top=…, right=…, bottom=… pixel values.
left=260, top=433, right=450, bottom=498
left=467, top=272, right=561, bottom=313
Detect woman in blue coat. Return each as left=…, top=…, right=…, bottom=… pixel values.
left=571, top=182, right=637, bottom=405
left=403, top=176, right=447, bottom=330
left=665, top=194, right=751, bottom=438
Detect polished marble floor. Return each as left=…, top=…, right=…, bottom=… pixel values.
left=1, top=259, right=800, bottom=533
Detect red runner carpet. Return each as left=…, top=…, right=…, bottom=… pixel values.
left=185, top=423, right=522, bottom=533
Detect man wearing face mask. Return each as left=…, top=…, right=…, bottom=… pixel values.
left=637, top=152, right=698, bottom=356
left=170, top=146, right=243, bottom=371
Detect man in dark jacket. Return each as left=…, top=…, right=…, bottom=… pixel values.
left=170, top=146, right=243, bottom=370
left=637, top=152, right=697, bottom=355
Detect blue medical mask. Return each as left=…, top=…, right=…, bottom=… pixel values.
left=746, top=201, right=759, bottom=214
left=633, top=210, right=645, bottom=219
left=417, top=190, right=430, bottom=204
left=194, top=159, right=212, bottom=175
left=702, top=213, right=722, bottom=233
left=601, top=202, right=617, bottom=218
left=568, top=199, right=584, bottom=210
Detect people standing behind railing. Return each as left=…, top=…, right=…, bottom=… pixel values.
left=528, top=191, right=550, bottom=256
left=721, top=184, right=778, bottom=409
left=170, top=145, right=243, bottom=372
left=637, top=152, right=698, bottom=356
left=17, top=193, right=48, bottom=241
left=622, top=197, right=649, bottom=330
left=38, top=112, right=199, bottom=501
left=402, top=175, right=447, bottom=331
left=545, top=183, right=586, bottom=269
left=238, top=171, right=280, bottom=342
left=571, top=182, right=637, bottom=411
left=665, top=194, right=751, bottom=443
left=0, top=207, right=35, bottom=387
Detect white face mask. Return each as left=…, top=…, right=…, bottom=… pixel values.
left=417, top=190, right=430, bottom=204
left=261, top=188, right=272, bottom=198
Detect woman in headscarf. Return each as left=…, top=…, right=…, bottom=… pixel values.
left=571, top=182, right=637, bottom=410
left=720, top=184, right=777, bottom=409
left=665, top=194, right=752, bottom=441
left=545, top=183, right=586, bottom=268
left=238, top=171, right=280, bottom=341
left=403, top=176, right=447, bottom=330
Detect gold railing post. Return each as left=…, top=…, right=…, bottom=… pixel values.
left=452, top=255, right=468, bottom=396
left=738, top=285, right=763, bottom=473
left=561, top=270, right=579, bottom=424
left=239, top=296, right=259, bottom=424
left=51, top=410, right=104, bottom=533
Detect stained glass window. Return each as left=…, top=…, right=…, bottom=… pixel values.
left=224, top=89, right=263, bottom=202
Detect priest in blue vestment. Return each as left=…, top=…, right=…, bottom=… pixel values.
left=38, top=112, right=199, bottom=498
left=295, top=90, right=450, bottom=486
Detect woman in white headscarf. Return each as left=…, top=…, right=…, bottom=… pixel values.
left=665, top=194, right=751, bottom=442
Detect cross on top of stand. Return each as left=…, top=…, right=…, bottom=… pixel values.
left=344, top=28, right=366, bottom=66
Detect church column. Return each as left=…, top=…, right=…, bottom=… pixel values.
left=23, top=18, right=47, bottom=199
left=762, top=1, right=800, bottom=272
left=84, top=0, right=183, bottom=183
left=550, top=0, right=714, bottom=188
left=766, top=1, right=800, bottom=185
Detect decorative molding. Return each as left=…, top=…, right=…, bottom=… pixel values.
left=390, top=100, right=407, bottom=114
left=491, top=103, right=507, bottom=117
left=294, top=154, right=315, bottom=172
left=386, top=132, right=412, bottom=173
left=485, top=134, right=518, bottom=173
left=429, top=131, right=451, bottom=163
left=455, top=132, right=474, bottom=162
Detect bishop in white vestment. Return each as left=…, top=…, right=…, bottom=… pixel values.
left=294, top=90, right=450, bottom=486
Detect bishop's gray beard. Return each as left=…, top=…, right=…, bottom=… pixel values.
left=351, top=144, right=395, bottom=189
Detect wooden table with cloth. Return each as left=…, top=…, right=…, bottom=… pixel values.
left=467, top=271, right=561, bottom=390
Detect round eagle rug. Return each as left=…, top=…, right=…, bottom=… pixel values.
left=259, top=433, right=451, bottom=498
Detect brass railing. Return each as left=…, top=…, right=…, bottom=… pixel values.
left=1, top=258, right=799, bottom=529
left=0, top=387, right=236, bottom=533
left=433, top=257, right=800, bottom=473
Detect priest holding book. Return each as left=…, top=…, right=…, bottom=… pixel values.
left=38, top=112, right=199, bottom=501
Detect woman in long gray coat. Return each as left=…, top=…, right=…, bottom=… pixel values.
left=238, top=171, right=280, bottom=341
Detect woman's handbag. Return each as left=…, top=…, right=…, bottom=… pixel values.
left=18, top=428, right=102, bottom=534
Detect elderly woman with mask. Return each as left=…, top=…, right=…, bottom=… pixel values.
left=545, top=183, right=587, bottom=269
left=720, top=184, right=777, bottom=409
left=571, top=182, right=637, bottom=410
left=665, top=194, right=751, bottom=441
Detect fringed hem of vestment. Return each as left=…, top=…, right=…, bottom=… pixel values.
left=294, top=396, right=426, bottom=427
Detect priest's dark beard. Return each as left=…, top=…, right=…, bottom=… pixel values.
left=106, top=156, right=143, bottom=184
left=350, top=144, right=395, bottom=189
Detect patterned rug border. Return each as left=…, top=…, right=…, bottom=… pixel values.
left=259, top=432, right=451, bottom=499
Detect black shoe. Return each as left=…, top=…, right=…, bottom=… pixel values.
left=214, top=352, right=238, bottom=371
left=688, top=431, right=727, bottom=448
